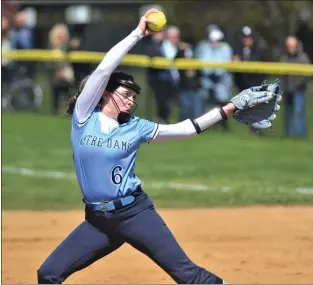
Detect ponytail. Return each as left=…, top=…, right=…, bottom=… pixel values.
left=66, top=75, right=90, bottom=115
left=66, top=93, right=79, bottom=115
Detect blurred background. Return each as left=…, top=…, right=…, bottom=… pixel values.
left=2, top=0, right=313, bottom=209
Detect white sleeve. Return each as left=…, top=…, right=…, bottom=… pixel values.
left=153, top=107, right=226, bottom=142
left=75, top=27, right=144, bottom=124
left=153, top=120, right=197, bottom=141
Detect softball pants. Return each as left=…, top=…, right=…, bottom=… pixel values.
left=37, top=189, right=223, bottom=284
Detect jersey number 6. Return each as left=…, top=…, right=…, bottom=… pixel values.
left=111, top=165, right=123, bottom=185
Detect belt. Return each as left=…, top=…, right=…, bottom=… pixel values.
left=84, top=188, right=141, bottom=212
left=86, top=196, right=135, bottom=212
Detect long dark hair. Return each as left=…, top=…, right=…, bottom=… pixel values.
left=66, top=71, right=140, bottom=115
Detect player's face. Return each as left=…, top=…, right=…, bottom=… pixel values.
left=112, top=86, right=137, bottom=114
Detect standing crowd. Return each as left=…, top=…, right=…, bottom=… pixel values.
left=144, top=24, right=312, bottom=138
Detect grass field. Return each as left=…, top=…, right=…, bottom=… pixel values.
left=2, top=109, right=313, bottom=210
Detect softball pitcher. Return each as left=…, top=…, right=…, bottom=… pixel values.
left=37, top=9, right=281, bottom=284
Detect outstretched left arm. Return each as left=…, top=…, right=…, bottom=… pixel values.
left=152, top=80, right=281, bottom=141
left=153, top=104, right=235, bottom=141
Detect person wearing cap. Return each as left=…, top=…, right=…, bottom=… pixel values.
left=194, top=28, right=233, bottom=131
left=232, top=26, right=270, bottom=135
left=232, top=26, right=268, bottom=91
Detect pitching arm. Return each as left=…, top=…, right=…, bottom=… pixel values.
left=75, top=27, right=144, bottom=124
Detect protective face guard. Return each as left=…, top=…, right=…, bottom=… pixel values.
left=112, top=80, right=141, bottom=124
left=116, top=95, right=137, bottom=125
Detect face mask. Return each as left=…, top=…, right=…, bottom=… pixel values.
left=111, top=89, right=138, bottom=125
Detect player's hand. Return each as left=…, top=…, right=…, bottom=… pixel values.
left=137, top=8, right=159, bottom=36
left=229, top=87, right=277, bottom=110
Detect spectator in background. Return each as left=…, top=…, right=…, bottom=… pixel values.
left=232, top=26, right=270, bottom=135
left=195, top=27, right=233, bottom=131
left=232, top=26, right=268, bottom=91
left=10, top=9, right=33, bottom=50
left=144, top=30, right=166, bottom=122
left=68, top=36, right=90, bottom=83
left=281, top=36, right=310, bottom=138
left=47, top=23, right=75, bottom=115
left=10, top=9, right=34, bottom=78
left=295, top=13, right=313, bottom=64
left=175, top=40, right=202, bottom=121
left=151, top=26, right=181, bottom=123
left=2, top=16, right=12, bottom=87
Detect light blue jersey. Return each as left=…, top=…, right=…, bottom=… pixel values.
left=67, top=27, right=197, bottom=203
left=71, top=106, right=158, bottom=202
left=65, top=27, right=156, bottom=202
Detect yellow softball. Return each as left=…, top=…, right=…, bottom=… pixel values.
left=147, top=11, right=167, bottom=32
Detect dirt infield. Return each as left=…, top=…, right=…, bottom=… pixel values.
left=2, top=206, right=313, bottom=284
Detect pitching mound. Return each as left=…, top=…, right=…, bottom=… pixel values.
left=2, top=206, right=313, bottom=284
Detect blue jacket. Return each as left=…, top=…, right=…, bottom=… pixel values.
left=194, top=40, right=232, bottom=90
left=195, top=40, right=232, bottom=76
left=10, top=27, right=33, bottom=50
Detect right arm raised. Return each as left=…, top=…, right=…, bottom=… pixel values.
left=75, top=27, right=144, bottom=124
left=75, top=8, right=160, bottom=125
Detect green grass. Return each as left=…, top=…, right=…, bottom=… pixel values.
left=2, top=111, right=313, bottom=210
left=3, top=69, right=313, bottom=209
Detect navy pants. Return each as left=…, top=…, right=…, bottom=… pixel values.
left=37, top=190, right=223, bottom=284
